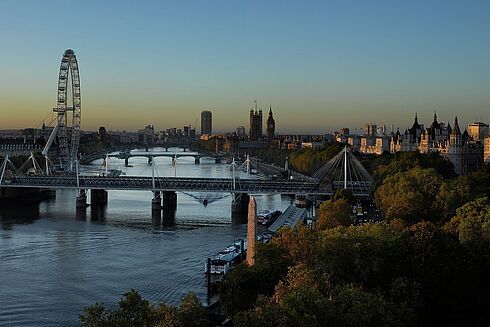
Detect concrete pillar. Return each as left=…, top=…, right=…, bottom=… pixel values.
left=76, top=189, right=87, bottom=220
left=76, top=189, right=87, bottom=208
left=125, top=158, right=129, bottom=167
left=148, top=157, right=153, bottom=165
left=152, top=191, right=162, bottom=210
left=195, top=157, right=200, bottom=164
left=162, top=208, right=176, bottom=227
left=91, top=189, right=108, bottom=207
left=152, top=191, right=162, bottom=226
left=246, top=195, right=257, bottom=266
left=215, top=157, right=221, bottom=164
left=90, top=206, right=106, bottom=222
left=231, top=193, right=249, bottom=224
left=162, top=191, right=177, bottom=210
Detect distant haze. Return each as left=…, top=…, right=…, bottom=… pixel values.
left=0, top=1, right=489, bottom=133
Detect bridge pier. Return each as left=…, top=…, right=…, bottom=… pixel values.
left=152, top=191, right=162, bottom=226
left=215, top=157, right=221, bottom=164
left=91, top=189, right=108, bottom=207
left=76, top=189, right=88, bottom=220
left=231, top=193, right=249, bottom=224
left=195, top=157, right=200, bottom=164
left=162, top=191, right=177, bottom=210
left=76, top=189, right=87, bottom=208
left=148, top=157, right=153, bottom=165
left=125, top=158, right=129, bottom=167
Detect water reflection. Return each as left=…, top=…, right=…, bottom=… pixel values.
left=0, top=148, right=294, bottom=326
left=0, top=201, right=41, bottom=230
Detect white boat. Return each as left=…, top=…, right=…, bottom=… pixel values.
left=206, top=239, right=247, bottom=275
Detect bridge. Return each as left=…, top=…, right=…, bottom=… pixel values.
left=79, top=149, right=221, bottom=165
left=1, top=146, right=372, bottom=224
left=6, top=175, right=369, bottom=196
left=106, top=152, right=222, bottom=166
left=0, top=144, right=43, bottom=157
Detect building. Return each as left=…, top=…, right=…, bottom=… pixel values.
left=138, top=125, right=155, bottom=144
left=484, top=136, right=490, bottom=163
left=201, top=110, right=212, bottom=135
left=339, top=128, right=350, bottom=135
left=393, top=113, right=484, bottom=175
left=249, top=101, right=263, bottom=141
left=98, top=126, right=107, bottom=142
left=236, top=126, right=246, bottom=137
left=265, top=105, right=275, bottom=143
left=347, top=112, right=485, bottom=175
left=468, top=122, right=489, bottom=141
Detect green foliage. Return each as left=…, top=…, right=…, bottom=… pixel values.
left=444, top=197, right=490, bottom=246
left=375, top=167, right=442, bottom=224
left=372, top=151, right=455, bottom=190
left=316, top=198, right=353, bottom=230
left=225, top=211, right=490, bottom=326
left=289, top=142, right=344, bottom=175
left=218, top=242, right=290, bottom=317
left=80, top=290, right=210, bottom=327
left=333, top=188, right=356, bottom=204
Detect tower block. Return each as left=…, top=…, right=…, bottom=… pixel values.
left=246, top=195, right=257, bottom=266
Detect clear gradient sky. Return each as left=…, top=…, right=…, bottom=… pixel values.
left=0, top=0, right=489, bottom=133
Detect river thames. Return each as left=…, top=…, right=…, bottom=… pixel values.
left=0, top=148, right=293, bottom=326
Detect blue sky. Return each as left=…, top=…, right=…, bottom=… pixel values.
left=0, top=0, right=489, bottom=133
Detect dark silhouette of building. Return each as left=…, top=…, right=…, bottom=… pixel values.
left=98, top=126, right=107, bottom=142
left=201, top=110, right=212, bottom=135
left=266, top=105, right=275, bottom=143
left=249, top=101, right=262, bottom=141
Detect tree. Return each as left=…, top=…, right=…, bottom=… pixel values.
left=333, top=189, right=356, bottom=205
left=218, top=263, right=261, bottom=316
left=375, top=167, right=442, bottom=224
left=444, top=197, right=490, bottom=246
left=316, top=198, right=353, bottom=230
left=177, top=293, right=211, bottom=327
left=372, top=151, right=455, bottom=191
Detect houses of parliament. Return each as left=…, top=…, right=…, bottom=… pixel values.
left=249, top=102, right=275, bottom=143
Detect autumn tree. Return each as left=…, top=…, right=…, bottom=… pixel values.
left=316, top=198, right=353, bottom=230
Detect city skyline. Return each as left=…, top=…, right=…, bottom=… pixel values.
left=1, top=1, right=489, bottom=132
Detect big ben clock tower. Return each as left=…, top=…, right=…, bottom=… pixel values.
left=266, top=105, right=275, bottom=144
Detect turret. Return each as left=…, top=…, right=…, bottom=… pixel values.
left=450, top=116, right=462, bottom=146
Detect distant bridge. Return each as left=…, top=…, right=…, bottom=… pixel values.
left=106, top=152, right=222, bottom=166
left=0, top=144, right=42, bottom=157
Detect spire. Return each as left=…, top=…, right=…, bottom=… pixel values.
left=415, top=112, right=418, bottom=124
left=452, top=116, right=461, bottom=135
left=269, top=104, right=273, bottom=115
left=433, top=110, right=438, bottom=122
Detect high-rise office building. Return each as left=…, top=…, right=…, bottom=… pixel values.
left=201, top=110, right=212, bottom=135
left=468, top=122, right=489, bottom=141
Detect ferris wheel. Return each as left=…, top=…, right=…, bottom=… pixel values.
left=42, top=49, right=81, bottom=169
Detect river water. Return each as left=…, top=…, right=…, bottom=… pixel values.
left=0, top=148, right=293, bottom=326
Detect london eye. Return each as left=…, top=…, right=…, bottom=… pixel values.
left=42, top=49, right=81, bottom=169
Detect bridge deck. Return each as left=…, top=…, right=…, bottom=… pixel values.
left=0, top=175, right=376, bottom=196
